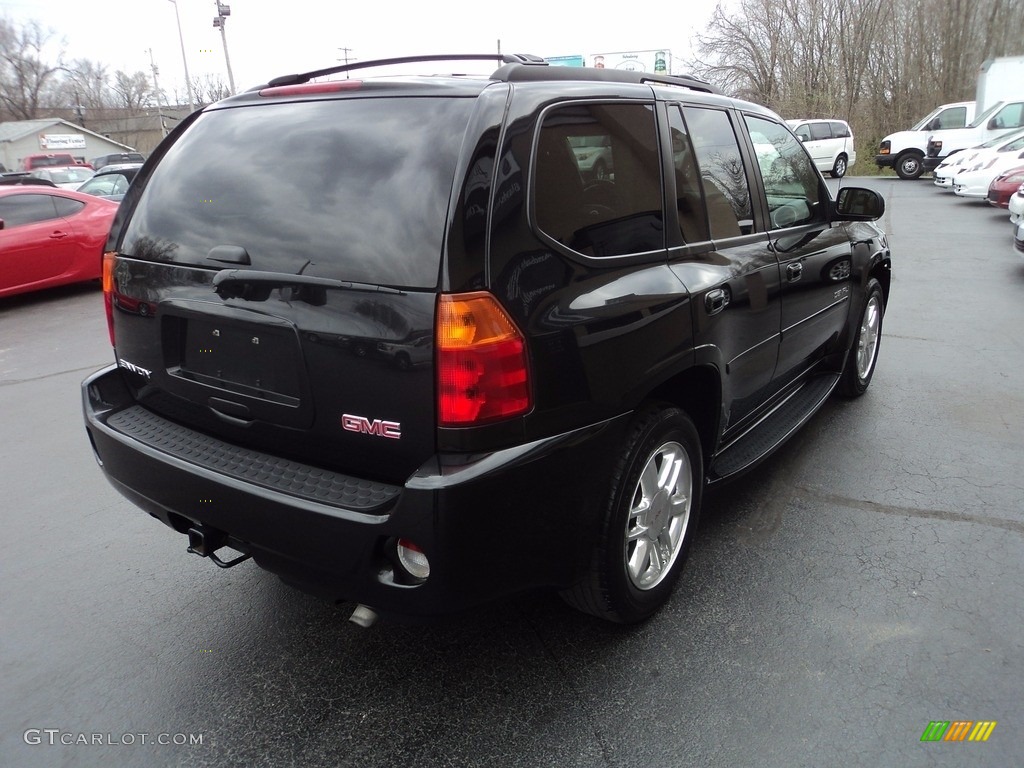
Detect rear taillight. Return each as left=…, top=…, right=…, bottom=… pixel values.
left=436, top=292, right=531, bottom=426
left=102, top=251, right=116, bottom=347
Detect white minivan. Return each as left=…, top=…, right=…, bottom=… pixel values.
left=787, top=119, right=857, bottom=178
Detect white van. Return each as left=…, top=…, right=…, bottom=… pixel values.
left=787, top=119, right=857, bottom=178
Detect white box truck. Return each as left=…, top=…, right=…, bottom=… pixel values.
left=922, top=57, right=1024, bottom=172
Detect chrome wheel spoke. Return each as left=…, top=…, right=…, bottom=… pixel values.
left=623, top=440, right=693, bottom=591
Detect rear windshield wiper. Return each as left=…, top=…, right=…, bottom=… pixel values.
left=212, top=270, right=406, bottom=303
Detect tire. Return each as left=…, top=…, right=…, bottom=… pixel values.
left=895, top=152, right=923, bottom=180
left=830, top=154, right=848, bottom=178
left=561, top=404, right=703, bottom=623
left=839, top=278, right=885, bottom=398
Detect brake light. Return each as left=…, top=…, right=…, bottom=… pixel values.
left=258, top=80, right=362, bottom=97
left=436, top=292, right=531, bottom=426
left=102, top=251, right=116, bottom=347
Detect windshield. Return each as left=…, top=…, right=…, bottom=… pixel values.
left=119, top=97, right=475, bottom=288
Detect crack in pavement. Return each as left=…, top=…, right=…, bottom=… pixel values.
left=795, top=486, right=1024, bottom=536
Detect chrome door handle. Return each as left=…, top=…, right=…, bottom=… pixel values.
left=705, top=288, right=729, bottom=316
left=786, top=262, right=803, bottom=282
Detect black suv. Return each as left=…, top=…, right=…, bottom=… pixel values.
left=82, top=54, right=890, bottom=624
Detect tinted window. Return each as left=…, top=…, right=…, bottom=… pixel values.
left=536, top=102, right=663, bottom=257
left=829, top=121, right=851, bottom=138
left=793, top=124, right=811, bottom=141
left=667, top=107, right=710, bottom=244
left=809, top=123, right=832, bottom=141
left=119, top=98, right=475, bottom=288
left=0, top=194, right=59, bottom=227
left=53, top=197, right=86, bottom=217
left=744, top=116, right=826, bottom=229
left=682, top=107, right=753, bottom=239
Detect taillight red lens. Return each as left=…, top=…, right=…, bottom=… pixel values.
left=102, top=251, right=116, bottom=347
left=436, top=293, right=530, bottom=426
left=258, top=80, right=362, bottom=97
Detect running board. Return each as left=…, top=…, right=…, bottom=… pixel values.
left=708, top=374, right=839, bottom=484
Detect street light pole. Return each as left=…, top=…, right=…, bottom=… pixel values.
left=212, top=2, right=236, bottom=95
left=168, top=0, right=197, bottom=112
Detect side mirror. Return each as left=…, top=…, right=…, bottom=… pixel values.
left=0, top=218, right=4, bottom=230
left=833, top=187, right=885, bottom=221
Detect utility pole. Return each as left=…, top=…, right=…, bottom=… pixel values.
left=212, top=2, right=236, bottom=95
left=337, top=47, right=355, bottom=78
left=148, top=48, right=168, bottom=138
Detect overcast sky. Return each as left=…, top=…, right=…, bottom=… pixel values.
left=2, top=0, right=722, bottom=99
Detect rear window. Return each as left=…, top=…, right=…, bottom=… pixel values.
left=118, top=97, right=475, bottom=288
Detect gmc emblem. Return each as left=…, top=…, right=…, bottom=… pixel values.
left=342, top=413, right=402, bottom=440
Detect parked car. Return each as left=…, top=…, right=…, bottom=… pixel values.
left=90, top=152, right=146, bottom=170
left=27, top=165, right=96, bottom=189
left=82, top=54, right=890, bottom=625
left=787, top=118, right=857, bottom=177
left=1014, top=219, right=1024, bottom=258
left=932, top=128, right=1024, bottom=190
left=952, top=148, right=1024, bottom=199
left=568, top=134, right=614, bottom=180
left=987, top=166, right=1024, bottom=209
left=0, top=172, right=57, bottom=187
left=1008, top=183, right=1024, bottom=224
left=0, top=186, right=118, bottom=298
left=75, top=164, right=143, bottom=201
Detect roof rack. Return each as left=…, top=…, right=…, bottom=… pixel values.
left=493, top=64, right=720, bottom=94
left=266, top=53, right=548, bottom=88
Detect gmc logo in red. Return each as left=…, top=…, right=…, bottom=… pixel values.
left=341, top=413, right=401, bottom=440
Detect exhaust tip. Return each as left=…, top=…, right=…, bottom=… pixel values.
left=349, top=604, right=378, bottom=628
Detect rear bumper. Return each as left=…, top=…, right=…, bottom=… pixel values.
left=82, top=365, right=627, bottom=618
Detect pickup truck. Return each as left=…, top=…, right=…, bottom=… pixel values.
left=21, top=152, right=86, bottom=170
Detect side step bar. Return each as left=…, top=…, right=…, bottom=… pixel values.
left=708, top=374, right=839, bottom=484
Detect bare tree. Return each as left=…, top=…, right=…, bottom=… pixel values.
left=0, top=17, right=63, bottom=121
left=111, top=70, right=156, bottom=114
left=688, top=0, right=1024, bottom=170
left=189, top=74, right=232, bottom=107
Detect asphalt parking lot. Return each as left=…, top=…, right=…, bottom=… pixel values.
left=2, top=177, right=1022, bottom=767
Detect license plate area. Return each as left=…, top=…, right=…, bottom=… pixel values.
left=179, top=317, right=300, bottom=405
left=157, top=301, right=313, bottom=429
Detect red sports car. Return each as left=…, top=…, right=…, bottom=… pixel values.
left=987, top=165, right=1024, bottom=209
left=0, top=185, right=119, bottom=298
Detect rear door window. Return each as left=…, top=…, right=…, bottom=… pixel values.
left=809, top=122, right=832, bottom=141
left=118, top=98, right=475, bottom=288
left=829, top=121, right=851, bottom=138
left=535, top=102, right=664, bottom=257
left=681, top=107, right=754, bottom=239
